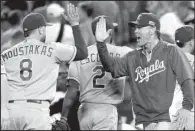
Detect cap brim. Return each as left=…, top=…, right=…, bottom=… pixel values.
left=189, top=7, right=195, bottom=11
left=128, top=21, right=139, bottom=27
left=128, top=21, right=151, bottom=28
left=46, top=23, right=53, bottom=26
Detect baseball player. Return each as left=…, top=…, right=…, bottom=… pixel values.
left=95, top=13, right=194, bottom=130
left=57, top=15, right=133, bottom=130
left=1, top=59, right=10, bottom=130
left=169, top=25, right=194, bottom=130
left=1, top=3, right=88, bottom=130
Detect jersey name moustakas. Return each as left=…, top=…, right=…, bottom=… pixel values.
left=2, top=45, right=53, bottom=62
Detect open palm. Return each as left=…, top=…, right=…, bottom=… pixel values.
left=95, top=17, right=111, bottom=42
left=62, top=3, right=79, bottom=26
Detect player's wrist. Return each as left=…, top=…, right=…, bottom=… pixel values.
left=70, top=22, right=79, bottom=26
left=95, top=35, right=108, bottom=43
left=61, top=116, right=68, bottom=122
left=96, top=40, right=105, bottom=44
left=96, top=39, right=105, bottom=43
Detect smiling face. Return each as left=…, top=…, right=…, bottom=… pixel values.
left=134, top=26, right=155, bottom=47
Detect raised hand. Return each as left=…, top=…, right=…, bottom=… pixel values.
left=62, top=3, right=79, bottom=26
left=95, top=17, right=112, bottom=42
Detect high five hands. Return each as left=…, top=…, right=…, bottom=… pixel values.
left=95, top=17, right=112, bottom=42
left=61, top=3, right=79, bottom=26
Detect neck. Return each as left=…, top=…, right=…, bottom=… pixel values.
left=26, top=35, right=39, bottom=41
left=144, top=38, right=159, bottom=53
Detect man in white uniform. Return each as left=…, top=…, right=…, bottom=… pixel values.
left=58, top=15, right=133, bottom=130
left=1, top=3, right=88, bottom=130
left=170, top=25, right=194, bottom=130
left=1, top=60, right=10, bottom=130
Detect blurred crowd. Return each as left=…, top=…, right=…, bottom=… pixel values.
left=1, top=1, right=194, bottom=130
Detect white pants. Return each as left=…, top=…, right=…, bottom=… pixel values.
left=7, top=101, right=52, bottom=130
left=78, top=103, right=118, bottom=130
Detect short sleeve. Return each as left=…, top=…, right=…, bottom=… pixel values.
left=53, top=42, right=77, bottom=64
left=67, top=62, right=80, bottom=84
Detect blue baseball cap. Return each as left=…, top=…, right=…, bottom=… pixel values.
left=22, top=13, right=52, bottom=32
left=129, top=13, right=160, bottom=31
left=175, top=25, right=194, bottom=44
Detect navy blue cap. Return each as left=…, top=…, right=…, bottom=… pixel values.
left=175, top=25, right=194, bottom=43
left=22, top=13, right=52, bottom=32
left=129, top=13, right=160, bottom=31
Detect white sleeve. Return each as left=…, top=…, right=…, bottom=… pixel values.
left=1, top=58, right=6, bottom=75
left=53, top=42, right=77, bottom=64
left=1, top=58, right=9, bottom=107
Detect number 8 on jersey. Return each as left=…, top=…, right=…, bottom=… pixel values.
left=20, top=59, right=32, bottom=81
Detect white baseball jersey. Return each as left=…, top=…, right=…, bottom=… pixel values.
left=1, top=39, right=77, bottom=102
left=169, top=52, right=194, bottom=118
left=68, top=44, right=132, bottom=104
left=1, top=59, right=6, bottom=75
left=1, top=57, right=9, bottom=111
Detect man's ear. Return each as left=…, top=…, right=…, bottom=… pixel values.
left=150, top=26, right=156, bottom=35
left=38, top=27, right=43, bottom=35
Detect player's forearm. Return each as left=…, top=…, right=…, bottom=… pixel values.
left=96, top=42, right=115, bottom=73
left=72, top=25, right=88, bottom=61
left=61, top=98, right=75, bottom=118
left=181, top=79, right=194, bottom=111
left=61, top=86, right=79, bottom=118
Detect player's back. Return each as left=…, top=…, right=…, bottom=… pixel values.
left=1, top=39, right=76, bottom=102
left=72, top=44, right=132, bottom=104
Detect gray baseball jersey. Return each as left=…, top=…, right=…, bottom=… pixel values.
left=1, top=39, right=76, bottom=102
left=68, top=44, right=132, bottom=104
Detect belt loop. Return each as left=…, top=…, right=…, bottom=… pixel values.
left=8, top=100, right=14, bottom=103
